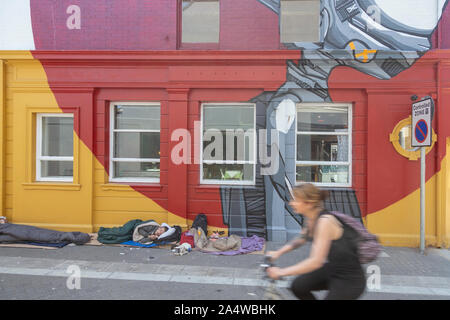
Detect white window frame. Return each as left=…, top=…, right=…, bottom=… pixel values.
left=295, top=103, right=352, bottom=188
left=200, top=103, right=257, bottom=186
left=36, top=113, right=74, bottom=182
left=109, top=101, right=161, bottom=183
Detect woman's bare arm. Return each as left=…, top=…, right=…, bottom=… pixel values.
left=267, top=228, right=308, bottom=260
left=269, top=217, right=335, bottom=278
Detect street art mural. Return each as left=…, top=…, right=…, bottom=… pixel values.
left=0, top=0, right=449, bottom=243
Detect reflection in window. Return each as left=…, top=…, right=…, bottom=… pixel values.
left=280, top=0, right=320, bottom=43
left=36, top=114, right=74, bottom=182
left=398, top=124, right=418, bottom=152
left=201, top=104, right=255, bottom=185
left=110, top=103, right=160, bottom=182
left=182, top=0, right=219, bottom=43
left=296, top=104, right=351, bottom=186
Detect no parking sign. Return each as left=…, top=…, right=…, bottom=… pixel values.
left=411, top=98, right=433, bottom=147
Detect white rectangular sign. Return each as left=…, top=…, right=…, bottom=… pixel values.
left=411, top=98, right=433, bottom=147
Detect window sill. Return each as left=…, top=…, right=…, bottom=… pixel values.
left=295, top=182, right=352, bottom=188
left=101, top=183, right=163, bottom=192
left=196, top=184, right=257, bottom=192
left=195, top=186, right=221, bottom=193
left=179, top=43, right=220, bottom=50
left=22, top=183, right=81, bottom=191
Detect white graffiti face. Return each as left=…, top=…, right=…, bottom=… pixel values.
left=275, top=99, right=296, bottom=134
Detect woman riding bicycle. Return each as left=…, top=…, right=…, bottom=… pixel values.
left=266, top=183, right=366, bottom=300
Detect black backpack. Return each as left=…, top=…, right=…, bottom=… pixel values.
left=192, top=213, right=208, bottom=235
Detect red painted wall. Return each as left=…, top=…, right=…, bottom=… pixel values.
left=32, top=51, right=294, bottom=228
left=328, top=51, right=450, bottom=216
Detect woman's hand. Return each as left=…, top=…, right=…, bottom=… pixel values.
left=266, top=250, right=282, bottom=261
left=266, top=267, right=284, bottom=280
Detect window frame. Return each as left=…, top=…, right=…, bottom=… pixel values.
left=35, top=113, right=74, bottom=182
left=109, top=101, right=161, bottom=184
left=295, top=102, right=352, bottom=188
left=200, top=102, right=257, bottom=186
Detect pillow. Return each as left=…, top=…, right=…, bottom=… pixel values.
left=157, top=223, right=175, bottom=240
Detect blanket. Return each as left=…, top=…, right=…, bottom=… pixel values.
left=0, top=223, right=91, bottom=245
left=97, top=219, right=145, bottom=244
left=203, top=235, right=265, bottom=256
left=191, top=227, right=264, bottom=255
left=192, top=227, right=241, bottom=252
left=120, top=240, right=171, bottom=248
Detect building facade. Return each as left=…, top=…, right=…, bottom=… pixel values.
left=0, top=0, right=449, bottom=247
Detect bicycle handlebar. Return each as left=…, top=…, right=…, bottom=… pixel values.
left=260, top=255, right=274, bottom=270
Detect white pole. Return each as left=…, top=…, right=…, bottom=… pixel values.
left=420, top=147, right=426, bottom=254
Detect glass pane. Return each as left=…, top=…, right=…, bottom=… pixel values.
left=114, top=132, right=160, bottom=159
left=114, top=105, right=160, bottom=130
left=297, top=106, right=348, bottom=132
left=203, top=105, right=254, bottom=131
left=203, top=130, right=254, bottom=162
left=296, top=165, right=349, bottom=184
left=297, top=134, right=348, bottom=161
left=398, top=124, right=419, bottom=152
left=114, top=161, right=160, bottom=179
left=41, top=117, right=73, bottom=157
left=182, top=0, right=219, bottom=43
left=281, top=0, right=320, bottom=42
left=202, top=164, right=254, bottom=182
left=41, top=160, right=73, bottom=178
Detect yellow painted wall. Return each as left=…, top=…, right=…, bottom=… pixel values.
left=366, top=145, right=450, bottom=248
left=0, top=51, right=185, bottom=233
left=0, top=51, right=448, bottom=245
left=444, top=138, right=450, bottom=247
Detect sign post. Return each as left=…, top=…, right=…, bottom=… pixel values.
left=411, top=97, right=434, bottom=254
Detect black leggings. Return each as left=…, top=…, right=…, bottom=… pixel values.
left=290, top=264, right=366, bottom=300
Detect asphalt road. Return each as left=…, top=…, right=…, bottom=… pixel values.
left=0, top=242, right=449, bottom=301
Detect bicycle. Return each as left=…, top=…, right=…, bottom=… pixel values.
left=260, top=255, right=286, bottom=300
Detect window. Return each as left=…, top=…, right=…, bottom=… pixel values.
left=280, top=0, right=320, bottom=43
left=201, top=103, right=256, bottom=185
left=110, top=102, right=160, bottom=183
left=182, top=0, right=219, bottom=43
left=36, top=114, right=74, bottom=182
left=296, top=103, right=352, bottom=187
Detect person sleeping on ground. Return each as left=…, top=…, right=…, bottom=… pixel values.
left=133, top=221, right=175, bottom=244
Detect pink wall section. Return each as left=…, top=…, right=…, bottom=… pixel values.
left=30, top=0, right=178, bottom=50
left=218, top=0, right=279, bottom=50
left=28, top=0, right=450, bottom=51
left=439, top=4, right=450, bottom=48
left=29, top=0, right=280, bottom=51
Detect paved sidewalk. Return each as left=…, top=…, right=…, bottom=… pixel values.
left=0, top=242, right=449, bottom=300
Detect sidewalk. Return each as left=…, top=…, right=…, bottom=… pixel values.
left=0, top=241, right=449, bottom=300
